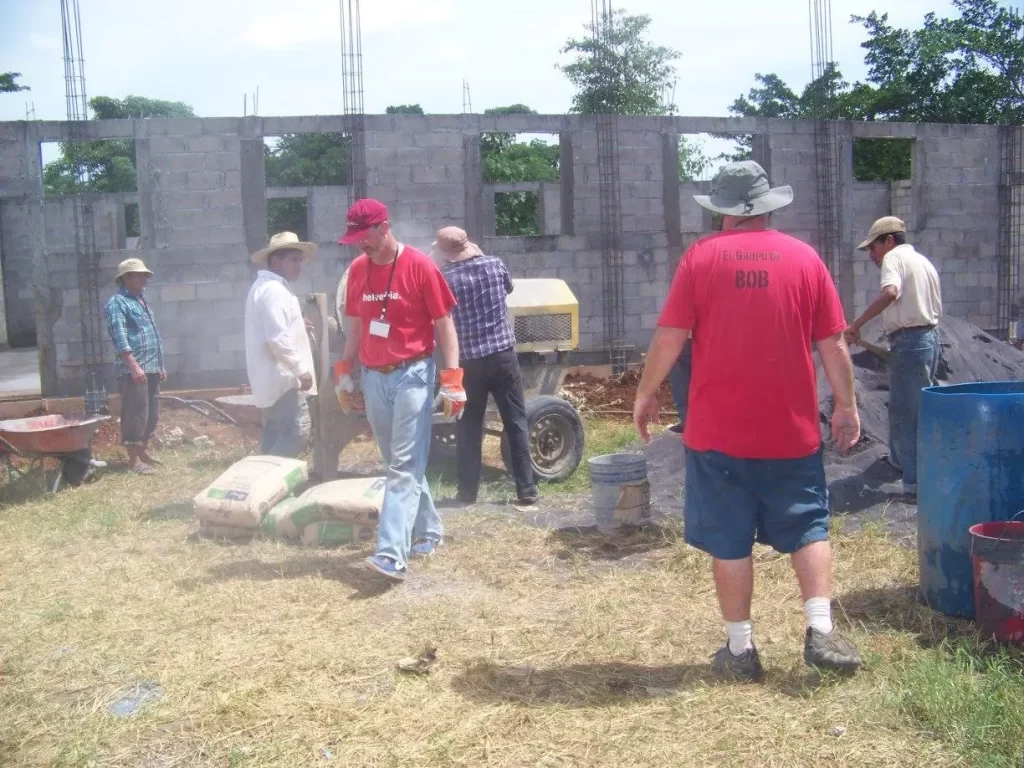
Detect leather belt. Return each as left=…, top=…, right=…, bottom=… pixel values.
left=364, top=353, right=431, bottom=375
left=890, top=324, right=937, bottom=338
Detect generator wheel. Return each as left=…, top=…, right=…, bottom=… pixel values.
left=501, top=395, right=585, bottom=483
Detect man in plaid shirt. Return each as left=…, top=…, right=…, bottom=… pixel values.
left=105, top=258, right=166, bottom=474
left=434, top=227, right=538, bottom=505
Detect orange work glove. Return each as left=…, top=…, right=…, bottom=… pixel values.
left=333, top=359, right=364, bottom=415
left=434, top=367, right=467, bottom=422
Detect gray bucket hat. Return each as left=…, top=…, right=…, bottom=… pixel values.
left=693, top=160, right=793, bottom=217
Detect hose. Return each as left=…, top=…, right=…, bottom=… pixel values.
left=156, top=395, right=238, bottom=425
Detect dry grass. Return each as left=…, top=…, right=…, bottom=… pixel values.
left=0, top=436, right=1017, bottom=766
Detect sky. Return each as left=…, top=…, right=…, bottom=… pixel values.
left=0, top=0, right=959, bottom=124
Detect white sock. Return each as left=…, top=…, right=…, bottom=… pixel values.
left=805, top=597, right=834, bottom=634
left=725, top=620, right=753, bottom=655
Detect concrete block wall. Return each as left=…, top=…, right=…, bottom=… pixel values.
left=0, top=114, right=1013, bottom=393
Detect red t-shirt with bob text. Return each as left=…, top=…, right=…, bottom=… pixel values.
left=658, top=229, right=847, bottom=459
left=345, top=244, right=457, bottom=368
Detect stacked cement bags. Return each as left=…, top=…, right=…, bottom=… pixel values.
left=194, top=456, right=308, bottom=534
left=262, top=477, right=384, bottom=547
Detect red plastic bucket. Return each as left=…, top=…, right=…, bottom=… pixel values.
left=969, top=520, right=1024, bottom=645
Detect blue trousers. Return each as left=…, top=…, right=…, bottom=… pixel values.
left=362, top=358, right=443, bottom=569
left=888, top=327, right=940, bottom=487
left=260, top=389, right=310, bottom=458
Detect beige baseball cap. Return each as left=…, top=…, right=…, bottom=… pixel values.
left=857, top=216, right=907, bottom=250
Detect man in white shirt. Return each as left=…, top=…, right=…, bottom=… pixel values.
left=245, top=231, right=318, bottom=457
left=846, top=216, right=943, bottom=498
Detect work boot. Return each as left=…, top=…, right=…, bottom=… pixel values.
left=711, top=642, right=765, bottom=682
left=804, top=628, right=862, bottom=673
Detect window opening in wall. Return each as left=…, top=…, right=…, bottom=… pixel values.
left=124, top=202, right=140, bottom=239
left=853, top=138, right=913, bottom=182
left=263, top=134, right=351, bottom=187
left=677, top=133, right=753, bottom=233
left=267, top=198, right=309, bottom=241
left=493, top=191, right=541, bottom=236
left=41, top=139, right=138, bottom=197
left=482, top=131, right=559, bottom=237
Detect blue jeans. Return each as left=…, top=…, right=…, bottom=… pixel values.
left=362, top=358, right=443, bottom=568
left=260, top=389, right=310, bottom=458
left=888, top=327, right=940, bottom=487
left=668, top=342, right=692, bottom=426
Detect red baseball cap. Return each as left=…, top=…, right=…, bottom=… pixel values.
left=339, top=198, right=389, bottom=244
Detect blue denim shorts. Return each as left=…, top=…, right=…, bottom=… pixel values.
left=684, top=448, right=830, bottom=559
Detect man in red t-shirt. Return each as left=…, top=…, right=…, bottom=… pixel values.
left=333, top=199, right=465, bottom=582
left=633, top=161, right=863, bottom=681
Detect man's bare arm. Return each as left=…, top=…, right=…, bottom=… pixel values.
left=636, top=327, right=689, bottom=400
left=848, top=285, right=898, bottom=337
left=341, top=317, right=363, bottom=365
left=815, top=332, right=861, bottom=451
left=633, top=327, right=689, bottom=442
left=434, top=314, right=460, bottom=370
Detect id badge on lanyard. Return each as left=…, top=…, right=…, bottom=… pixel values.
left=370, top=248, right=399, bottom=338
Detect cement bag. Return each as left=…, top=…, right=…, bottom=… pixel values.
left=300, top=520, right=377, bottom=548
left=261, top=496, right=315, bottom=539
left=302, top=477, right=385, bottom=525
left=194, top=456, right=308, bottom=528
left=263, top=476, right=385, bottom=538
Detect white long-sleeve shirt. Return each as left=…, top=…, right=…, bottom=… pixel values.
left=244, top=270, right=317, bottom=408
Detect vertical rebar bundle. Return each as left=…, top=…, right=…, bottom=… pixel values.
left=998, top=125, right=1023, bottom=338
left=339, top=0, right=366, bottom=201
left=809, top=0, right=842, bottom=284
left=591, top=1, right=627, bottom=373
left=61, top=0, right=105, bottom=397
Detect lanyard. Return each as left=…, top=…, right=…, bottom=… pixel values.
left=375, top=245, right=400, bottom=320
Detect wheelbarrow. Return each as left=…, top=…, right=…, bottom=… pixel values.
left=0, top=414, right=110, bottom=493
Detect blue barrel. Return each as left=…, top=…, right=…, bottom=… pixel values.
left=918, top=382, right=1024, bottom=618
left=588, top=453, right=651, bottom=534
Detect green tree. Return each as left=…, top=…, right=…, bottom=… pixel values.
left=0, top=72, right=29, bottom=93
left=264, top=133, right=349, bottom=187
left=728, top=1, right=1024, bottom=180
left=559, top=10, right=680, bottom=115
left=481, top=105, right=559, bottom=236
left=385, top=104, right=424, bottom=114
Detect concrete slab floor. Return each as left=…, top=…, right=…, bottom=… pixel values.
left=0, top=348, right=42, bottom=399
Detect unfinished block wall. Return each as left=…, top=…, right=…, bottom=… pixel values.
left=0, top=115, right=1009, bottom=396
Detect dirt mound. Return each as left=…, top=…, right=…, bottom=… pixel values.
left=561, top=369, right=674, bottom=418
left=818, top=316, right=1024, bottom=455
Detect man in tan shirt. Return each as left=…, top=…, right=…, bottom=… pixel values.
left=846, top=216, right=943, bottom=497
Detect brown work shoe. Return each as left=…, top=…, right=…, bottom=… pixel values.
left=804, top=627, right=863, bottom=673
left=712, top=642, right=765, bottom=682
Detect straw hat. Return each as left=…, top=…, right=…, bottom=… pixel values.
left=251, top=231, right=317, bottom=266
left=693, top=160, right=793, bottom=217
left=115, top=258, right=153, bottom=283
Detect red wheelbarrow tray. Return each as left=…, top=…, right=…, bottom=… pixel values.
left=0, top=414, right=110, bottom=456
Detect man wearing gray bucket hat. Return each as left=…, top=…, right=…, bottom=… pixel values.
left=634, top=160, right=863, bottom=681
